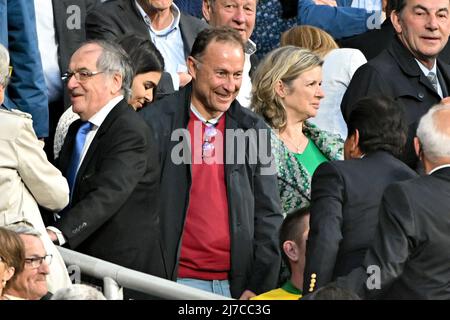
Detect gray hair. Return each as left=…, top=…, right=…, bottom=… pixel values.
left=416, top=104, right=450, bottom=162
left=4, top=221, right=42, bottom=238
left=86, top=40, right=133, bottom=101
left=0, top=43, right=10, bottom=87
left=51, top=284, right=107, bottom=300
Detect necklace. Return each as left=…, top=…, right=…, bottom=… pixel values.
left=281, top=133, right=307, bottom=154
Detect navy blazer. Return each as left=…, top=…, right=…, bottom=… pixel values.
left=0, top=0, right=48, bottom=137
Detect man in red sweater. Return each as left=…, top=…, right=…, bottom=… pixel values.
left=141, top=27, right=283, bottom=299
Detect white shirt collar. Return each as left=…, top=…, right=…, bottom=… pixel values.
left=415, top=58, right=437, bottom=75
left=88, top=95, right=124, bottom=128
left=135, top=1, right=180, bottom=35
left=190, top=103, right=223, bottom=126
left=245, top=39, right=257, bottom=55
left=428, top=164, right=450, bottom=175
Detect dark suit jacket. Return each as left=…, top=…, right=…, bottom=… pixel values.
left=339, top=18, right=450, bottom=63
left=303, top=151, right=417, bottom=294
left=55, top=99, right=166, bottom=279
left=341, top=36, right=450, bottom=169
left=85, top=0, right=208, bottom=96
left=140, top=84, right=283, bottom=298
left=337, top=166, right=450, bottom=299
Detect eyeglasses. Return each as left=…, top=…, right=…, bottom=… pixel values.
left=61, top=69, right=104, bottom=83
left=24, top=254, right=53, bottom=269
left=202, top=124, right=218, bottom=158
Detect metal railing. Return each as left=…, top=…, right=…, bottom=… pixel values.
left=58, top=247, right=233, bottom=300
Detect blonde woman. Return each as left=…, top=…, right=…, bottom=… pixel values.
left=281, top=25, right=367, bottom=139
left=252, top=46, right=343, bottom=216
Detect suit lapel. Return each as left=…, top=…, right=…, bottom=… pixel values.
left=58, top=119, right=82, bottom=175
left=76, top=100, right=128, bottom=182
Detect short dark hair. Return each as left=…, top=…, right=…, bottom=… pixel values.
left=391, top=0, right=408, bottom=15
left=118, top=34, right=165, bottom=76
left=347, top=96, right=407, bottom=159
left=302, top=284, right=361, bottom=300
left=280, top=206, right=310, bottom=272
left=190, top=26, right=244, bottom=60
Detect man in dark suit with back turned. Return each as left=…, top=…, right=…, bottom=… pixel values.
left=341, top=0, right=450, bottom=170
left=335, top=104, right=450, bottom=299
left=303, top=96, right=417, bottom=295
left=47, top=40, right=166, bottom=292
left=86, top=0, right=208, bottom=97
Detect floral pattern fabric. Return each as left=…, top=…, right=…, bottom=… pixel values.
left=271, top=121, right=344, bottom=217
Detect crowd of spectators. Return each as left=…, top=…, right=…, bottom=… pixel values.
left=0, top=0, right=449, bottom=300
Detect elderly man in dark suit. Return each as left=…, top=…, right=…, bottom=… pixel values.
left=86, top=0, right=208, bottom=96
left=335, top=104, right=450, bottom=299
left=303, top=96, right=417, bottom=295
left=47, top=40, right=166, bottom=291
left=341, top=0, right=450, bottom=170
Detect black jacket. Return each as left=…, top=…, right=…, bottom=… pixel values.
left=337, top=167, right=450, bottom=299
left=341, top=36, right=450, bottom=169
left=55, top=100, right=166, bottom=279
left=303, top=151, right=417, bottom=293
left=140, top=85, right=283, bottom=298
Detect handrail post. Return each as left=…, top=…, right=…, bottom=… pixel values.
left=103, top=276, right=123, bottom=300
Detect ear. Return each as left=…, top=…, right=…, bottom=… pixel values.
left=187, top=56, right=197, bottom=80
left=202, top=0, right=212, bottom=22
left=414, top=136, right=422, bottom=159
left=3, top=266, right=15, bottom=283
left=111, top=73, right=123, bottom=95
left=274, top=80, right=287, bottom=99
left=282, top=240, right=299, bottom=263
left=345, top=129, right=362, bottom=159
left=391, top=10, right=403, bottom=34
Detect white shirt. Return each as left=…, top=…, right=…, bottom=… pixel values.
left=415, top=59, right=443, bottom=98
left=236, top=40, right=256, bottom=109
left=428, top=164, right=450, bottom=175
left=135, top=1, right=185, bottom=90
left=34, top=0, right=63, bottom=102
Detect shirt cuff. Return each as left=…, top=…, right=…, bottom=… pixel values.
left=46, top=226, right=67, bottom=246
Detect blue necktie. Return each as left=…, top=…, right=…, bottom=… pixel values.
left=67, top=121, right=92, bottom=197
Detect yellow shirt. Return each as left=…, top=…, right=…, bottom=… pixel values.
left=251, top=281, right=302, bottom=300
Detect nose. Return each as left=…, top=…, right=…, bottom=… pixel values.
left=39, top=259, right=50, bottom=275
left=67, top=74, right=79, bottom=90
left=232, top=7, right=246, bottom=24
left=426, top=13, right=439, bottom=30
left=316, top=85, right=325, bottom=99
left=223, top=76, right=241, bottom=93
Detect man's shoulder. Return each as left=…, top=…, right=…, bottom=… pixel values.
left=179, top=11, right=209, bottom=30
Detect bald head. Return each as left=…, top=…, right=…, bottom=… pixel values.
left=416, top=104, right=450, bottom=169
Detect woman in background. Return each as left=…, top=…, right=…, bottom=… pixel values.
left=281, top=25, right=366, bottom=139
left=0, top=227, right=25, bottom=300
left=252, top=46, right=343, bottom=217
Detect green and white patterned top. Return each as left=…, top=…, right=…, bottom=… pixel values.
left=271, top=121, right=344, bottom=217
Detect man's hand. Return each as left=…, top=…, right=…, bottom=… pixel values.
left=178, top=72, right=192, bottom=88
left=47, top=229, right=58, bottom=243
left=313, top=0, right=337, bottom=6
left=239, top=289, right=256, bottom=300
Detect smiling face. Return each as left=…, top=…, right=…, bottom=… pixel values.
left=188, top=40, right=244, bottom=119
left=203, top=0, right=256, bottom=42
left=128, top=71, right=162, bottom=110
left=67, top=43, right=122, bottom=121
left=391, top=0, right=450, bottom=68
left=278, top=66, right=324, bottom=122
left=7, top=235, right=49, bottom=300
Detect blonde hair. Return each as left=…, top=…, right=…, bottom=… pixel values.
left=251, top=46, right=323, bottom=131
left=280, top=25, right=338, bottom=59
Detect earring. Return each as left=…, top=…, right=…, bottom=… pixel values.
left=1, top=279, right=6, bottom=288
